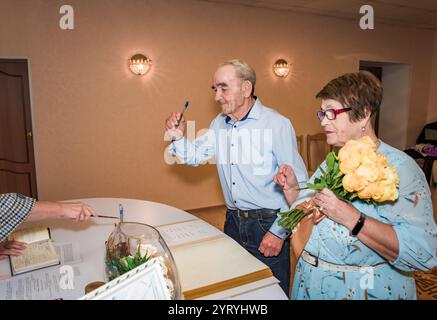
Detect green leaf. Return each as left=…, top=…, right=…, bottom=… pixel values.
left=326, top=174, right=333, bottom=187
left=332, top=178, right=343, bottom=190
left=326, top=152, right=335, bottom=172
left=307, top=182, right=324, bottom=190
left=333, top=160, right=339, bottom=173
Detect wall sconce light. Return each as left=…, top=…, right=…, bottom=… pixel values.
left=128, top=53, right=152, bottom=75
left=273, top=59, right=290, bottom=78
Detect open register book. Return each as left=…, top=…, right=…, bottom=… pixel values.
left=78, top=219, right=275, bottom=300
left=157, top=219, right=275, bottom=299
left=171, top=236, right=274, bottom=299
left=8, top=227, right=60, bottom=276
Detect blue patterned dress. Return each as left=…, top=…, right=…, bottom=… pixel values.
left=291, top=141, right=437, bottom=300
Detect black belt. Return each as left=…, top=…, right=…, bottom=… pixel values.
left=228, top=208, right=279, bottom=219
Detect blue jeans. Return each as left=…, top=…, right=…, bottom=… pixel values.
left=224, top=209, right=290, bottom=296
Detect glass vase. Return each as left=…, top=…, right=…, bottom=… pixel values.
left=105, top=222, right=181, bottom=299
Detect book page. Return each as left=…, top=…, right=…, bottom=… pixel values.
left=54, top=242, right=81, bottom=265
left=8, top=227, right=50, bottom=244
left=157, top=219, right=224, bottom=248
left=0, top=264, right=84, bottom=300
left=171, top=237, right=272, bottom=299
left=10, top=240, right=59, bottom=274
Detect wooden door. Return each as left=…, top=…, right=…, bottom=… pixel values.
left=0, top=59, right=38, bottom=198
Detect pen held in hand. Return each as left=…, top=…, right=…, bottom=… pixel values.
left=96, top=214, right=119, bottom=219
left=176, top=100, right=189, bottom=127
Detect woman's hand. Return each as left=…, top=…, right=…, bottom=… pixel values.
left=314, top=189, right=400, bottom=261
left=314, top=188, right=360, bottom=230
left=0, top=240, right=27, bottom=260
left=274, top=164, right=298, bottom=191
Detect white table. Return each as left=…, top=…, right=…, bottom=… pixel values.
left=0, top=198, right=288, bottom=300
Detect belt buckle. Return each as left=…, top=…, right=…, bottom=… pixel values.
left=304, top=251, right=319, bottom=267
left=262, top=209, right=277, bottom=218
left=237, top=210, right=249, bottom=218
left=313, top=256, right=319, bottom=268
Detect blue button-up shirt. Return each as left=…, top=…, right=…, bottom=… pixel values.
left=168, top=98, right=307, bottom=239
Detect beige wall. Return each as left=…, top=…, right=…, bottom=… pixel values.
left=378, top=65, right=412, bottom=150
left=0, top=0, right=435, bottom=209
left=427, top=31, right=437, bottom=123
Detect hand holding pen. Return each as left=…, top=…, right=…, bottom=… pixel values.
left=95, top=204, right=124, bottom=221
left=165, top=101, right=189, bottom=141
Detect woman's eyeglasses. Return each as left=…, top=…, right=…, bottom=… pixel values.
left=317, top=108, right=352, bottom=121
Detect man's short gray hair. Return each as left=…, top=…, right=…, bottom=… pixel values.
left=220, top=59, right=256, bottom=96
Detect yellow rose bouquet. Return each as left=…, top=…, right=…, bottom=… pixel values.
left=278, top=136, right=399, bottom=232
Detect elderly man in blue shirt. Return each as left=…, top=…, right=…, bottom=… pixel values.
left=165, top=59, right=307, bottom=295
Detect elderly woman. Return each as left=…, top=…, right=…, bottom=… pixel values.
left=275, top=71, right=437, bottom=299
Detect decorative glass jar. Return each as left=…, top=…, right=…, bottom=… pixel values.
left=105, top=222, right=181, bottom=299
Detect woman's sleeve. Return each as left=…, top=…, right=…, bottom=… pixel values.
left=0, top=193, right=36, bottom=241
left=378, top=158, right=437, bottom=272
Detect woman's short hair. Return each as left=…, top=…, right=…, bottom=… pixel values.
left=315, top=71, right=383, bottom=122
left=220, top=59, right=256, bottom=96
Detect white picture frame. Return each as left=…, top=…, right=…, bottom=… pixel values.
left=79, top=257, right=172, bottom=300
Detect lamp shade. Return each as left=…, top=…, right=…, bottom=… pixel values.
left=128, top=54, right=152, bottom=75
left=273, top=59, right=290, bottom=78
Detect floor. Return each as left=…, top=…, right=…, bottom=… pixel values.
left=187, top=185, right=437, bottom=300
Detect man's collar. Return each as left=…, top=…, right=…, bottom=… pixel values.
left=225, top=97, right=261, bottom=124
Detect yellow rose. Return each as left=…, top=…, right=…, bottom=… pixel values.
left=376, top=164, right=387, bottom=180
left=360, top=151, right=377, bottom=166
left=340, top=157, right=361, bottom=174
left=342, top=174, right=355, bottom=192
left=339, top=143, right=361, bottom=174
left=375, top=184, right=398, bottom=202
left=356, top=136, right=377, bottom=154
left=339, top=140, right=360, bottom=163
left=339, top=136, right=399, bottom=202
left=386, top=166, right=399, bottom=185
left=374, top=167, right=399, bottom=202
left=339, top=137, right=377, bottom=175
left=355, top=163, right=379, bottom=182
left=357, top=182, right=384, bottom=200
left=378, top=166, right=398, bottom=185
left=376, top=153, right=388, bottom=167
left=342, top=173, right=368, bottom=192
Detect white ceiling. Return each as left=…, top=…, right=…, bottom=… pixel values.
left=196, top=0, right=437, bottom=30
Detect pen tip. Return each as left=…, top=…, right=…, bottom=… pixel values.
left=185, top=101, right=189, bottom=108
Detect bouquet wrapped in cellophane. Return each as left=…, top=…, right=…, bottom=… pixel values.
left=278, top=136, right=399, bottom=238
